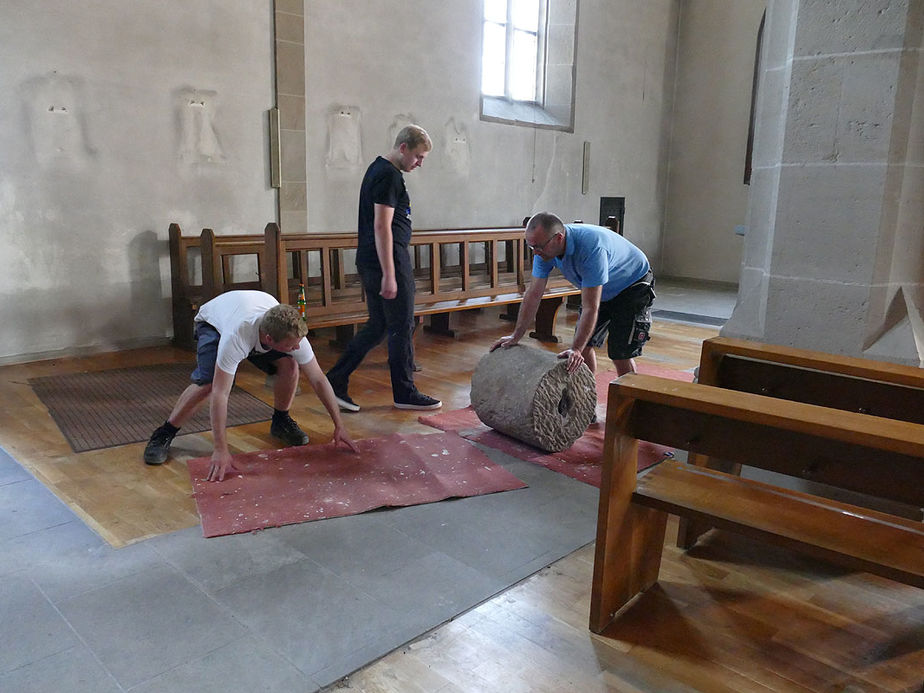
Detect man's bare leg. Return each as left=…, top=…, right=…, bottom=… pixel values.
left=613, top=358, right=636, bottom=376
left=167, top=383, right=212, bottom=427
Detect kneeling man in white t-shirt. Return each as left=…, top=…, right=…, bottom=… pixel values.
left=144, top=290, right=358, bottom=481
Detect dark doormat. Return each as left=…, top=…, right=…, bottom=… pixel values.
left=30, top=363, right=273, bottom=453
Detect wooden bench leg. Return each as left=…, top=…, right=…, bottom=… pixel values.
left=499, top=303, right=520, bottom=322
left=590, top=431, right=667, bottom=633
left=424, top=312, right=455, bottom=338
left=172, top=301, right=197, bottom=351
left=529, top=296, right=563, bottom=343
left=412, top=317, right=422, bottom=371
left=328, top=324, right=356, bottom=349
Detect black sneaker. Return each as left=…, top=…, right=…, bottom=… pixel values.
left=144, top=426, right=176, bottom=465
left=270, top=416, right=310, bottom=446
left=394, top=392, right=442, bottom=410
left=333, top=392, right=360, bottom=413
left=327, top=375, right=360, bottom=412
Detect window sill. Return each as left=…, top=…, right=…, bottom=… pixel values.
left=480, top=96, right=573, bottom=132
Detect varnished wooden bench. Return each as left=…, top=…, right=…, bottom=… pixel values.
left=171, top=221, right=582, bottom=348
left=697, top=336, right=924, bottom=423
left=263, top=224, right=581, bottom=343
left=199, top=226, right=268, bottom=299
left=589, top=374, right=924, bottom=634
left=168, top=223, right=203, bottom=349
left=678, top=336, right=924, bottom=546
left=168, top=223, right=273, bottom=349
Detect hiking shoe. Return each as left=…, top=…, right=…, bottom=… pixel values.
left=270, top=416, right=310, bottom=446
left=333, top=392, right=360, bottom=413
left=144, top=426, right=176, bottom=465
left=394, top=392, right=442, bottom=410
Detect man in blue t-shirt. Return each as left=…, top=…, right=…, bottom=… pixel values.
left=492, top=212, right=655, bottom=376
left=325, top=125, right=442, bottom=412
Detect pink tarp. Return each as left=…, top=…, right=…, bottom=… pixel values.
left=419, top=364, right=694, bottom=488
left=188, top=431, right=528, bottom=538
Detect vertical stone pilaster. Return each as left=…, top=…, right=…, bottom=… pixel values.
left=274, top=0, right=308, bottom=233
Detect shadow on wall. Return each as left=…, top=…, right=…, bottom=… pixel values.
left=95, top=229, right=170, bottom=349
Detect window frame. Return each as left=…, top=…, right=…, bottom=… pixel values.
left=482, top=0, right=548, bottom=104
left=479, top=0, right=577, bottom=133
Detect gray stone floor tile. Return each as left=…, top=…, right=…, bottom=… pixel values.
left=0, top=445, right=30, bottom=486
left=0, top=520, right=163, bottom=600
left=654, top=277, right=738, bottom=319
left=0, top=574, right=79, bottom=674
left=374, top=456, right=596, bottom=583
left=0, top=646, right=121, bottom=693
left=129, top=637, right=319, bottom=693
left=150, top=525, right=308, bottom=593
left=57, top=564, right=247, bottom=689
left=378, top=496, right=557, bottom=581
left=0, top=478, right=75, bottom=543
left=338, top=548, right=503, bottom=619
left=274, top=509, right=432, bottom=576
left=212, top=558, right=406, bottom=681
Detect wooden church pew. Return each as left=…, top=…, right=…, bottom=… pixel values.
left=589, top=374, right=924, bottom=634
left=677, top=336, right=924, bottom=547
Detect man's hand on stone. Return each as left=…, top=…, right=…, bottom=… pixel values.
left=557, top=348, right=585, bottom=374
left=490, top=335, right=519, bottom=352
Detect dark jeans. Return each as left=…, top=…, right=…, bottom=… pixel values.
left=326, top=248, right=416, bottom=400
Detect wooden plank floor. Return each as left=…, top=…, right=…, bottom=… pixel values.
left=2, top=307, right=922, bottom=692
left=0, top=305, right=710, bottom=548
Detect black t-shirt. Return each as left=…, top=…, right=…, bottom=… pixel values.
left=356, top=156, right=412, bottom=267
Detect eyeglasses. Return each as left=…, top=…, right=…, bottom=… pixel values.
left=527, top=233, right=559, bottom=252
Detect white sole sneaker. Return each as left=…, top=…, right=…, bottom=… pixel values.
left=393, top=400, right=442, bottom=411
left=334, top=395, right=360, bottom=412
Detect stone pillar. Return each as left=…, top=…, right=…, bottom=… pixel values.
left=725, top=0, right=923, bottom=366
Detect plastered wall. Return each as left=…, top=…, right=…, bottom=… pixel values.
left=3, top=1, right=791, bottom=364
left=661, top=0, right=766, bottom=283
left=0, top=1, right=276, bottom=362
left=301, top=0, right=680, bottom=269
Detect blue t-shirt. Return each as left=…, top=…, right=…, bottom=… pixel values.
left=532, top=224, right=650, bottom=301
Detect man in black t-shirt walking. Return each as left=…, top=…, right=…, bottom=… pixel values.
left=326, top=124, right=442, bottom=412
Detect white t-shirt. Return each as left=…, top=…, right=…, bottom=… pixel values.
left=194, top=291, right=315, bottom=375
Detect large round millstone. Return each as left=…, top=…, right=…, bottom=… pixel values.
left=471, top=345, right=596, bottom=452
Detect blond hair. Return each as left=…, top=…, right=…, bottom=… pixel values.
left=260, top=304, right=308, bottom=341
left=394, top=124, right=432, bottom=152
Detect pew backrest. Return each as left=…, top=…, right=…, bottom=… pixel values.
left=698, top=337, right=924, bottom=423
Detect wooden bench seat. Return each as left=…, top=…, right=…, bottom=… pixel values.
left=589, top=373, right=924, bottom=634
left=636, top=461, right=924, bottom=587
left=677, top=336, right=924, bottom=547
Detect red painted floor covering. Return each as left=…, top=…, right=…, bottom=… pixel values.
left=419, top=365, right=694, bottom=488
left=188, top=431, right=528, bottom=538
